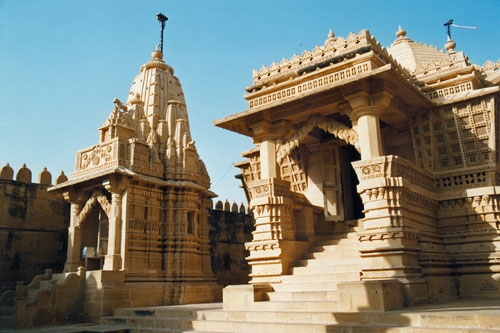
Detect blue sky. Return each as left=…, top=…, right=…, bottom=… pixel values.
left=1, top=0, right=499, bottom=205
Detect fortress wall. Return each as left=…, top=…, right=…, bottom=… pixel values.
left=208, top=200, right=254, bottom=287
left=0, top=164, right=70, bottom=290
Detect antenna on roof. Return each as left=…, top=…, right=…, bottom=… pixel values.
left=157, top=13, right=168, bottom=53
left=444, top=19, right=477, bottom=39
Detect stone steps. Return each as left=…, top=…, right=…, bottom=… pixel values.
left=305, top=249, right=359, bottom=259
left=271, top=281, right=339, bottom=292
left=267, top=290, right=338, bottom=301
left=309, top=243, right=359, bottom=252
left=190, top=319, right=335, bottom=333
left=281, top=271, right=360, bottom=283
left=317, top=233, right=360, bottom=242
left=267, top=230, right=361, bottom=305
left=291, top=263, right=360, bottom=275
left=295, top=256, right=361, bottom=267
left=99, top=302, right=500, bottom=332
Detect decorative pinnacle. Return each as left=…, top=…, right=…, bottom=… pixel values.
left=444, top=36, right=456, bottom=53
left=152, top=45, right=163, bottom=60
left=327, top=29, right=335, bottom=41
left=396, top=25, right=407, bottom=38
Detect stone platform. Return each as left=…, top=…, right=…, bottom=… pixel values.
left=11, top=298, right=500, bottom=332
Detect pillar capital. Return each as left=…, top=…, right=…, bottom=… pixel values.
left=62, top=189, right=88, bottom=204
left=250, top=119, right=291, bottom=143
left=103, top=173, right=129, bottom=194
left=343, top=86, right=394, bottom=122
left=350, top=106, right=381, bottom=122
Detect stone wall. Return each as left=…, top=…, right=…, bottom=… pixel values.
left=0, top=162, right=254, bottom=291
left=209, top=200, right=254, bottom=287
left=0, top=164, right=70, bottom=291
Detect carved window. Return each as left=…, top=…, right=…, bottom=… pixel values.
left=187, top=211, right=194, bottom=234
left=409, top=97, right=492, bottom=172
left=279, top=148, right=307, bottom=192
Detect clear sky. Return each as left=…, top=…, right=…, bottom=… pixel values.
left=1, top=0, right=499, bottom=205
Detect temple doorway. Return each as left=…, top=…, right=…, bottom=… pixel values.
left=79, top=204, right=109, bottom=271
left=297, top=128, right=363, bottom=224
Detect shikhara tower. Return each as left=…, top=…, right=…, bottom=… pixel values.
left=51, top=47, right=220, bottom=316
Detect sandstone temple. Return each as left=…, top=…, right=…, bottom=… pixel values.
left=2, top=25, right=500, bottom=332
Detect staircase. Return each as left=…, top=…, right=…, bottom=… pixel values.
left=259, top=228, right=362, bottom=312
left=100, top=223, right=364, bottom=331
left=99, top=300, right=500, bottom=332
left=96, top=221, right=500, bottom=332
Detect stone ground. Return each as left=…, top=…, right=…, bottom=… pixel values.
left=6, top=298, right=500, bottom=332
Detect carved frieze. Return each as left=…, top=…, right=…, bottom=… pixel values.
left=247, top=178, right=291, bottom=200
left=73, top=139, right=124, bottom=178
left=277, top=115, right=359, bottom=164
left=74, top=190, right=111, bottom=229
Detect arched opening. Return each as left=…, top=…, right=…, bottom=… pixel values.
left=79, top=204, right=108, bottom=271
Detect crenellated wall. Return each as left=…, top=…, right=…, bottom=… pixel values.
left=0, top=163, right=70, bottom=291
left=0, top=164, right=253, bottom=293
left=209, top=200, right=254, bottom=287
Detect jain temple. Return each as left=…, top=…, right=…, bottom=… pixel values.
left=2, top=24, right=500, bottom=332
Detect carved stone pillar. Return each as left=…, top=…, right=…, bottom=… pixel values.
left=353, top=108, right=383, bottom=159
left=103, top=192, right=123, bottom=271
left=245, top=178, right=310, bottom=284
left=352, top=156, right=438, bottom=306
left=245, top=119, right=309, bottom=284
left=103, top=174, right=128, bottom=271
left=65, top=203, right=83, bottom=272
left=344, top=86, right=391, bottom=160
left=260, top=139, right=277, bottom=179
left=63, top=191, right=87, bottom=272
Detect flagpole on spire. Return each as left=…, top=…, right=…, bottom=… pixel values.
left=157, top=13, right=168, bottom=53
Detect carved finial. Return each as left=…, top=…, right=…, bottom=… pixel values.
left=396, top=25, right=407, bottom=37
left=152, top=45, right=163, bottom=60
left=445, top=36, right=456, bottom=53
left=328, top=29, right=335, bottom=41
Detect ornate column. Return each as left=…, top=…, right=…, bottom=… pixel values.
left=260, top=139, right=277, bottom=179
left=344, top=88, right=432, bottom=306
left=352, top=156, right=438, bottom=306
left=353, top=108, right=383, bottom=159
left=344, top=89, right=384, bottom=159
left=244, top=120, right=310, bottom=284
left=103, top=174, right=128, bottom=271
left=62, top=190, right=87, bottom=272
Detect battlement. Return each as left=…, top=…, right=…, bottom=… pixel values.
left=0, top=163, right=68, bottom=186
left=212, top=199, right=249, bottom=215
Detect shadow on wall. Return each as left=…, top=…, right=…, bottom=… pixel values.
left=208, top=199, right=254, bottom=287
left=0, top=163, right=69, bottom=291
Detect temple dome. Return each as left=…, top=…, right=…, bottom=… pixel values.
left=387, top=26, right=446, bottom=73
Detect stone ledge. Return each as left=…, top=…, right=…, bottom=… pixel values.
left=337, top=280, right=404, bottom=312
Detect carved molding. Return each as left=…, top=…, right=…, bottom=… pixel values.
left=276, top=115, right=359, bottom=164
